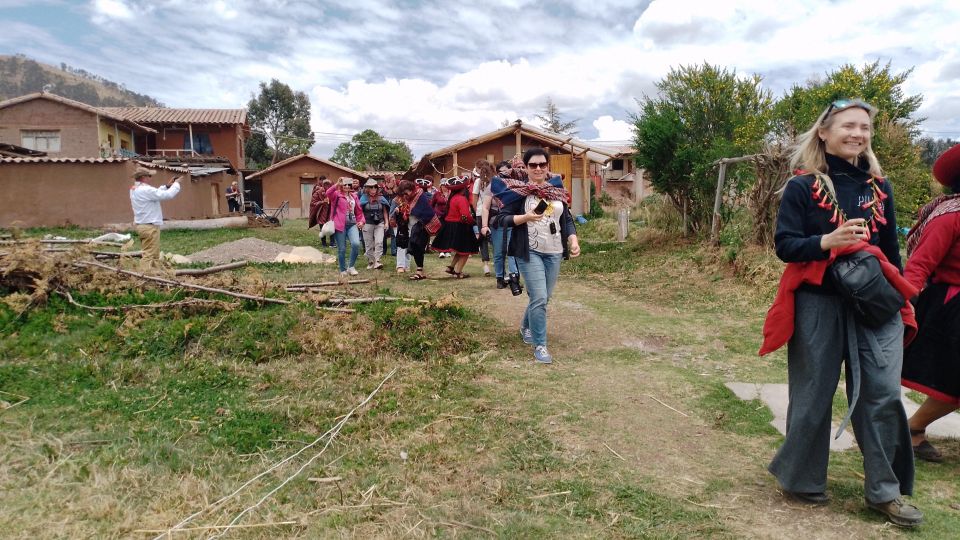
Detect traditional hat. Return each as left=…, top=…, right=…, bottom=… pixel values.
left=439, top=177, right=449, bottom=186
left=132, top=166, right=155, bottom=179
left=933, top=144, right=960, bottom=189
left=363, top=178, right=379, bottom=188
left=445, top=175, right=470, bottom=191
left=415, top=177, right=432, bottom=188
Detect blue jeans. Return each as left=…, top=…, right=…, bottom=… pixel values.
left=334, top=225, right=361, bottom=271
left=517, top=251, right=562, bottom=347
left=491, top=225, right=518, bottom=278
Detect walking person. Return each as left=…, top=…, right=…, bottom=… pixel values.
left=491, top=148, right=580, bottom=364
left=129, top=166, right=183, bottom=269
left=397, top=179, right=442, bottom=281
left=472, top=160, right=494, bottom=277
left=308, top=176, right=333, bottom=247
left=390, top=197, right=411, bottom=273
left=326, top=177, right=365, bottom=278
left=901, top=144, right=960, bottom=463
left=360, top=179, right=389, bottom=270
left=431, top=175, right=480, bottom=278
left=381, top=173, right=399, bottom=257
left=485, top=160, right=521, bottom=288
left=759, top=99, right=922, bottom=527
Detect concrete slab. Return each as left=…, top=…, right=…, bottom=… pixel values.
left=726, top=382, right=960, bottom=452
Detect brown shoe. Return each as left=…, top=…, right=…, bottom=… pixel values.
left=866, top=497, right=923, bottom=528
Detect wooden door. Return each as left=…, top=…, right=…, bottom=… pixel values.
left=300, top=182, right=314, bottom=219
left=549, top=154, right=572, bottom=192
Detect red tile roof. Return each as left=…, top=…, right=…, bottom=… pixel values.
left=0, top=93, right=156, bottom=133
left=245, top=154, right=367, bottom=181
left=103, top=107, right=247, bottom=125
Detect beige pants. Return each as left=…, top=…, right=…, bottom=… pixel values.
left=136, top=224, right=161, bottom=268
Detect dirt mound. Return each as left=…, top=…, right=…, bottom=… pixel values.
left=188, top=238, right=299, bottom=264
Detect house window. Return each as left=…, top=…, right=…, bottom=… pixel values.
left=611, top=159, right=625, bottom=171
left=184, top=132, right=214, bottom=155
left=21, top=130, right=61, bottom=152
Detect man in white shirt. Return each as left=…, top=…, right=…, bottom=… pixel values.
left=129, top=166, right=182, bottom=268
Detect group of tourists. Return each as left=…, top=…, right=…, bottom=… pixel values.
left=307, top=149, right=580, bottom=364
left=761, top=99, right=960, bottom=528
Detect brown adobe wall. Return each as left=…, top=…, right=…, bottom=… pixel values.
left=0, top=99, right=100, bottom=157
left=0, top=162, right=226, bottom=227
left=259, top=159, right=365, bottom=219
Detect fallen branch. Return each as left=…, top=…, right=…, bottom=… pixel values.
left=76, top=260, right=289, bottom=305
left=0, top=239, right=127, bottom=247
left=324, top=296, right=429, bottom=305
left=528, top=490, right=572, bottom=500
left=602, top=442, right=627, bottom=462
left=58, top=290, right=235, bottom=312
left=307, top=476, right=342, bottom=484
left=0, top=390, right=30, bottom=412
left=93, top=250, right=142, bottom=259
left=134, top=521, right=298, bottom=534
left=645, top=394, right=689, bottom=417
left=174, top=260, right=247, bottom=276
left=286, top=279, right=370, bottom=290
left=319, top=306, right=356, bottom=314
left=157, top=367, right=400, bottom=540
left=684, top=498, right=739, bottom=510
left=307, top=501, right=408, bottom=516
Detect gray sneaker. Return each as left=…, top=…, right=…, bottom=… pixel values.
left=866, top=497, right=923, bottom=528
left=534, top=345, right=553, bottom=364
left=520, top=327, right=534, bottom=345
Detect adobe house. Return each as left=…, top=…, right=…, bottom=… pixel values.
left=0, top=92, right=155, bottom=158
left=602, top=146, right=653, bottom=203
left=245, top=154, right=368, bottom=219
left=0, top=157, right=233, bottom=228
left=405, top=120, right=634, bottom=215
left=102, top=106, right=248, bottom=170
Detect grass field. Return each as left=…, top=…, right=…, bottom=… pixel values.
left=2, top=216, right=958, bottom=538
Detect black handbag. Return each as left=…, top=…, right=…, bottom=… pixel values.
left=829, top=250, right=904, bottom=327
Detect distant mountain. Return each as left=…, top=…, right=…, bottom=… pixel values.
left=0, top=54, right=163, bottom=107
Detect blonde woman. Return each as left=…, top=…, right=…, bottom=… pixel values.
left=762, top=99, right=921, bottom=527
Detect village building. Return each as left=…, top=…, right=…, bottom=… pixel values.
left=0, top=92, right=155, bottom=158
left=244, top=154, right=368, bottom=219
left=0, top=92, right=245, bottom=227
left=405, top=120, right=647, bottom=215
left=101, top=106, right=248, bottom=170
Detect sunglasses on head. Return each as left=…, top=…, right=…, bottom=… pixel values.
left=822, top=99, right=875, bottom=124
left=526, top=161, right=548, bottom=170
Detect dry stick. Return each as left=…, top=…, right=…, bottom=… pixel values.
left=645, top=394, right=689, bottom=417
left=319, top=306, right=356, bottom=314
left=527, top=490, right=572, bottom=500
left=76, top=260, right=290, bottom=305
left=0, top=390, right=30, bottom=412
left=324, top=296, right=429, bottom=305
left=58, top=290, right=233, bottom=312
left=156, top=367, right=399, bottom=540
left=206, top=366, right=400, bottom=540
left=174, top=261, right=248, bottom=276
left=286, top=279, right=370, bottom=289
left=602, top=442, right=627, bottom=462
left=134, top=521, right=298, bottom=534
left=0, top=239, right=127, bottom=246
left=417, top=511, right=496, bottom=537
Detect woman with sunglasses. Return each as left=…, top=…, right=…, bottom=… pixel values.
left=325, top=177, right=365, bottom=278
left=491, top=148, right=580, bottom=364
left=761, top=99, right=921, bottom=527
left=901, top=144, right=960, bottom=464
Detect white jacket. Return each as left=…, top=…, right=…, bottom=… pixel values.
left=130, top=181, right=181, bottom=225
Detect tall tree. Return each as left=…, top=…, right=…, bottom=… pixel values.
left=632, top=63, right=774, bottom=232
left=918, top=137, right=958, bottom=167
left=330, top=129, right=413, bottom=171
left=245, top=79, right=314, bottom=165
left=535, top=97, right=579, bottom=136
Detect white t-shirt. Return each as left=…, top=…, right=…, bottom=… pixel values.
left=524, top=196, right=563, bottom=254
left=472, top=181, right=490, bottom=218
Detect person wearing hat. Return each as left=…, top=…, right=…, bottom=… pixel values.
left=308, top=176, right=334, bottom=247
left=359, top=178, right=389, bottom=270
left=902, top=144, right=960, bottom=464
left=129, top=166, right=183, bottom=268
left=325, top=177, right=366, bottom=277
left=431, top=175, right=480, bottom=278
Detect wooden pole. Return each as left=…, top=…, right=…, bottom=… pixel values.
left=616, top=208, right=629, bottom=242
left=710, top=161, right=727, bottom=246
left=515, top=125, right=522, bottom=157
left=452, top=151, right=458, bottom=176
left=188, top=123, right=195, bottom=156
left=582, top=150, right=590, bottom=215
left=174, top=260, right=248, bottom=276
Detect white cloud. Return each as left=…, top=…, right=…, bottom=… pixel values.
left=91, top=0, right=134, bottom=22
left=592, top=116, right=633, bottom=142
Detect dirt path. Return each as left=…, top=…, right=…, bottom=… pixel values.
left=469, top=273, right=899, bottom=539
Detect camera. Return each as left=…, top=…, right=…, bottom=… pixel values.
left=508, top=272, right=523, bottom=296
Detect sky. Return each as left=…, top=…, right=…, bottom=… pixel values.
left=1, top=0, right=959, bottom=160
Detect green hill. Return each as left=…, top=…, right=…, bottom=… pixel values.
left=0, top=54, right=163, bottom=107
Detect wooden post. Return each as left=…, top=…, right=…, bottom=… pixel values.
left=710, top=161, right=728, bottom=245
left=683, top=198, right=688, bottom=236
left=616, top=208, right=629, bottom=241
left=582, top=150, right=590, bottom=215
left=452, top=151, right=458, bottom=176
left=188, top=123, right=195, bottom=156
left=515, top=126, right=522, bottom=158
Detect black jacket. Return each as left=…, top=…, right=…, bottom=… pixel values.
left=491, top=194, right=577, bottom=262
left=774, top=154, right=901, bottom=292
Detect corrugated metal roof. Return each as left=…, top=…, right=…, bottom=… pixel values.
left=103, top=107, right=247, bottom=125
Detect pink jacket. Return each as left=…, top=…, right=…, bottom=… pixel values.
left=325, top=185, right=365, bottom=232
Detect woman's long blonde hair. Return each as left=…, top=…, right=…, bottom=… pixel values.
left=789, top=101, right=883, bottom=197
